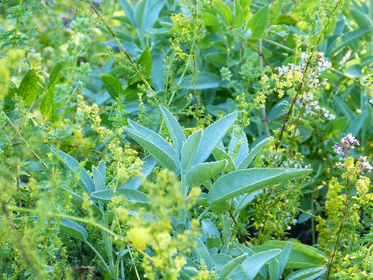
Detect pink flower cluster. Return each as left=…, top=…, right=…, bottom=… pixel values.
left=333, top=134, right=359, bottom=164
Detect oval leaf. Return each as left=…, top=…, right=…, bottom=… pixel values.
left=218, top=253, right=248, bottom=280
left=17, top=69, right=39, bottom=105
left=186, top=160, right=227, bottom=187
left=207, top=168, right=311, bottom=204
left=241, top=249, right=281, bottom=280
left=101, top=73, right=123, bottom=99
left=91, top=188, right=148, bottom=204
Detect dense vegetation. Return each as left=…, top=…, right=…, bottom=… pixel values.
left=1, top=0, right=373, bottom=279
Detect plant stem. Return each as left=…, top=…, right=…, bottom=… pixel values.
left=2, top=111, right=53, bottom=175
left=2, top=202, right=41, bottom=279
left=83, top=0, right=160, bottom=103
left=228, top=209, right=248, bottom=246
left=230, top=29, right=277, bottom=73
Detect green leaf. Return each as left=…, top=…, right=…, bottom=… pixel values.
left=269, top=0, right=284, bottom=21
left=269, top=258, right=279, bottom=280
left=92, top=167, right=105, bottom=191
left=278, top=243, right=292, bottom=277
left=40, top=91, right=57, bottom=119
left=159, top=105, right=186, bottom=154
left=51, top=149, right=95, bottom=194
left=192, top=112, right=238, bottom=165
left=233, top=0, right=244, bottom=28
left=346, top=112, right=366, bottom=136
left=124, top=121, right=179, bottom=174
left=181, top=130, right=203, bottom=172
left=327, top=27, right=370, bottom=56
left=180, top=72, right=221, bottom=90
left=207, top=168, right=311, bottom=204
left=193, top=238, right=213, bottom=270
left=212, top=146, right=236, bottom=172
left=234, top=242, right=267, bottom=279
left=212, top=0, right=233, bottom=27
left=254, top=241, right=328, bottom=269
left=91, top=188, right=148, bottom=204
left=245, top=4, right=269, bottom=38
left=285, top=267, right=327, bottom=280
left=351, top=8, right=373, bottom=39
left=202, top=12, right=220, bottom=33
left=237, top=137, right=271, bottom=170
left=241, top=249, right=281, bottom=280
left=17, top=69, right=39, bottom=105
left=118, top=0, right=136, bottom=27
left=332, top=94, right=355, bottom=121
left=49, top=62, right=62, bottom=88
left=60, top=219, right=88, bottom=240
left=205, top=52, right=227, bottom=65
left=134, top=0, right=147, bottom=31
left=128, top=46, right=152, bottom=85
left=196, top=193, right=230, bottom=214
left=322, top=116, right=349, bottom=138
left=186, top=160, right=227, bottom=187
left=101, top=73, right=123, bottom=99
left=98, top=161, right=106, bottom=183
left=143, top=0, right=166, bottom=30
left=218, top=254, right=248, bottom=280
left=59, top=187, right=102, bottom=220
left=120, top=155, right=157, bottom=189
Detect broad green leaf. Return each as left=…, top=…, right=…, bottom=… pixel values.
left=120, top=155, right=157, bottom=189
left=98, top=161, right=106, bottom=183
left=180, top=72, right=221, bottom=90
left=123, top=126, right=179, bottom=174
left=245, top=4, right=269, bottom=38
left=285, top=267, right=327, bottom=280
left=228, top=126, right=249, bottom=167
left=101, top=73, right=123, bottom=99
left=332, top=94, right=355, bottom=121
left=128, top=46, right=152, bottom=85
left=59, top=187, right=102, bottom=219
left=278, top=243, right=292, bottom=277
left=269, top=0, right=284, bottom=21
left=205, top=52, right=227, bottom=65
left=134, top=0, right=147, bottom=31
left=202, top=12, right=220, bottom=33
left=212, top=147, right=236, bottom=172
left=49, top=62, right=62, bottom=88
left=186, top=160, right=227, bottom=187
left=181, top=130, right=203, bottom=172
left=17, top=69, right=39, bottom=105
left=252, top=241, right=328, bottom=269
left=159, top=105, right=186, bottom=154
left=196, top=193, right=230, bottom=214
left=327, top=27, right=370, bottom=56
left=60, top=219, right=88, bottom=240
left=92, top=167, right=105, bottom=191
left=192, top=112, right=238, bottom=165
left=193, top=238, right=213, bottom=270
left=51, top=149, right=95, bottom=194
left=237, top=137, right=271, bottom=170
left=218, top=254, right=248, bottom=280
left=233, top=0, right=244, bottom=28
left=208, top=168, right=311, bottom=204
left=202, top=219, right=220, bottom=238
left=234, top=242, right=267, bottom=279
left=212, top=0, right=233, bottom=27
left=269, top=258, right=279, bottom=280
left=91, top=188, right=148, bottom=204
left=351, top=8, right=373, bottom=39
left=322, top=116, right=349, bottom=138
left=241, top=249, right=281, bottom=280
left=143, top=0, right=166, bottom=30
left=118, top=0, right=136, bottom=27
left=346, top=112, right=366, bottom=135
left=40, top=91, right=57, bottom=119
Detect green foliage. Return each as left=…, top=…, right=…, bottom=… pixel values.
left=1, top=0, right=373, bottom=279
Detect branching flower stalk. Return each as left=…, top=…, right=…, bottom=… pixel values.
left=275, top=0, right=344, bottom=149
